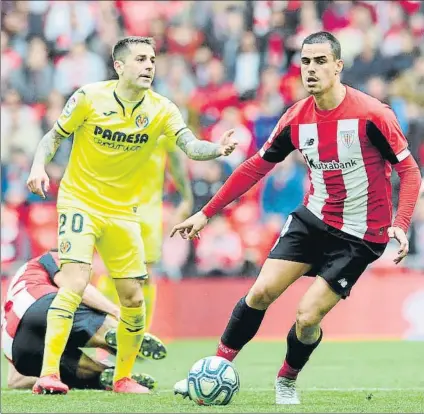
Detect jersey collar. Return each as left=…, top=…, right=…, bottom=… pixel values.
left=113, top=90, right=146, bottom=117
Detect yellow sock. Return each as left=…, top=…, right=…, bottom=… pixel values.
left=113, top=303, right=145, bottom=383
left=40, top=288, right=82, bottom=377
left=142, top=283, right=156, bottom=331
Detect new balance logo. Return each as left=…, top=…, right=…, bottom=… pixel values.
left=338, top=278, right=348, bottom=288
left=305, top=138, right=315, bottom=146
left=304, top=154, right=357, bottom=170
left=103, top=111, right=117, bottom=116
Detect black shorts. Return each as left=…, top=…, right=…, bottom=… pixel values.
left=12, top=293, right=107, bottom=389
left=268, top=206, right=387, bottom=298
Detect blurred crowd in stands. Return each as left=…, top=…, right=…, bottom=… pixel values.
left=1, top=0, right=423, bottom=279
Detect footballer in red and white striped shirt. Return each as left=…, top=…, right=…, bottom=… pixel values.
left=258, top=86, right=413, bottom=243
left=171, top=31, right=422, bottom=405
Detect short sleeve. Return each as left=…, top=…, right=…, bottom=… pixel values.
left=54, top=89, right=90, bottom=137
left=162, top=101, right=188, bottom=143
left=367, top=105, right=410, bottom=164
left=259, top=110, right=295, bottom=163
left=38, top=253, right=60, bottom=284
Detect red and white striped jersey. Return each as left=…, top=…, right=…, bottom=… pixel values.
left=260, top=86, right=410, bottom=243
left=1, top=251, right=60, bottom=362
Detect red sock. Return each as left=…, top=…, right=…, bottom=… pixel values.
left=216, top=341, right=239, bottom=362
left=278, top=360, right=300, bottom=380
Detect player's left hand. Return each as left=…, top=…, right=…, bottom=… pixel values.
left=388, top=226, right=409, bottom=264
left=219, top=129, right=238, bottom=156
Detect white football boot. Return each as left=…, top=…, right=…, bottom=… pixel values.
left=173, top=378, right=190, bottom=399
left=275, top=377, right=300, bottom=404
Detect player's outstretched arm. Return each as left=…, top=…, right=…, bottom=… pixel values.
left=176, top=129, right=238, bottom=161
left=170, top=153, right=276, bottom=239
left=26, top=129, right=66, bottom=199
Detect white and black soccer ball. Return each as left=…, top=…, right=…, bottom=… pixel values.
left=187, top=356, right=240, bottom=406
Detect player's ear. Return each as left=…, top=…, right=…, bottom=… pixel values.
left=114, top=60, right=124, bottom=76
left=335, top=59, right=344, bottom=75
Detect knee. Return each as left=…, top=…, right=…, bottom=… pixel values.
left=61, top=263, right=91, bottom=295
left=116, top=280, right=145, bottom=308
left=246, top=284, right=278, bottom=310
left=120, top=292, right=144, bottom=308
left=296, top=306, right=322, bottom=331
left=72, top=278, right=90, bottom=296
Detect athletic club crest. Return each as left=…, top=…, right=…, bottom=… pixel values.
left=135, top=113, right=149, bottom=129
left=339, top=130, right=356, bottom=148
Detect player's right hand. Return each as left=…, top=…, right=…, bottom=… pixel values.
left=27, top=166, right=50, bottom=199
left=170, top=211, right=208, bottom=240
left=219, top=129, right=238, bottom=156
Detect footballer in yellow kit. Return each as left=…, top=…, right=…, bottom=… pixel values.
left=27, top=36, right=237, bottom=395
left=54, top=80, right=190, bottom=278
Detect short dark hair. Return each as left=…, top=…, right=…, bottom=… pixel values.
left=302, top=31, right=341, bottom=60
left=112, top=36, right=156, bottom=62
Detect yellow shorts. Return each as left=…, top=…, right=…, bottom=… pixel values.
left=57, top=207, right=147, bottom=279
left=140, top=210, right=162, bottom=264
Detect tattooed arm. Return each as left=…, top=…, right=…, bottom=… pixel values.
left=176, top=129, right=237, bottom=161
left=27, top=89, right=88, bottom=198
left=176, top=130, right=221, bottom=160
left=32, top=129, right=66, bottom=166
left=26, top=129, right=67, bottom=198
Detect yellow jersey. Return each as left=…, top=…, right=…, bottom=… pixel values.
left=54, top=80, right=188, bottom=220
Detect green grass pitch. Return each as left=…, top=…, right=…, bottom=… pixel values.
left=1, top=340, right=423, bottom=413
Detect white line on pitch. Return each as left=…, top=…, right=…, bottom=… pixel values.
left=159, top=387, right=424, bottom=393
left=3, top=387, right=424, bottom=394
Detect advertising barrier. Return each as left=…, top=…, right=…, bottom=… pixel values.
left=150, top=271, right=424, bottom=341
left=1, top=271, right=423, bottom=341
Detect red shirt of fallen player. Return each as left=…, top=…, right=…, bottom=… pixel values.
left=1, top=251, right=60, bottom=362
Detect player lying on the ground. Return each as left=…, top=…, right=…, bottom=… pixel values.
left=2, top=249, right=166, bottom=391
left=171, top=31, right=422, bottom=405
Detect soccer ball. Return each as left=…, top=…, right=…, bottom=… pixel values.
left=187, top=356, right=240, bottom=406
